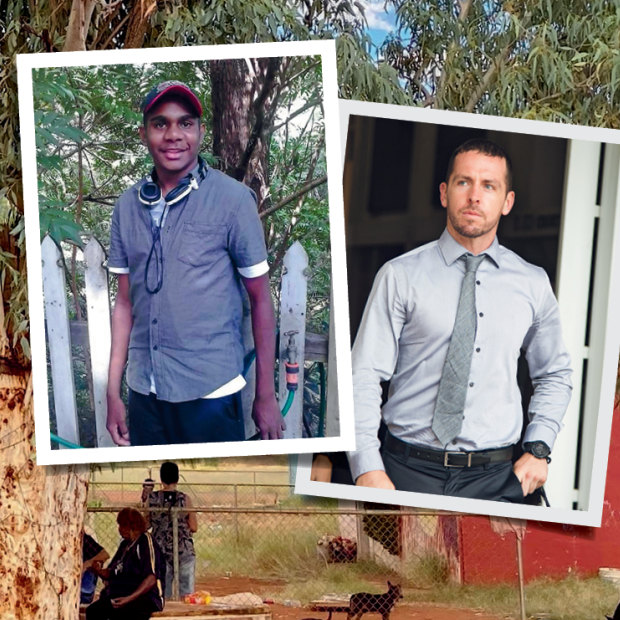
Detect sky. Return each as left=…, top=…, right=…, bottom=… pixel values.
left=360, top=0, right=397, bottom=49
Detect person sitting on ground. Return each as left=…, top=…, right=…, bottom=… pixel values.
left=147, top=461, right=197, bottom=599
left=81, top=532, right=110, bottom=604
left=86, top=507, right=164, bottom=620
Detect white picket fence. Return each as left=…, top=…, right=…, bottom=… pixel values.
left=42, top=235, right=326, bottom=448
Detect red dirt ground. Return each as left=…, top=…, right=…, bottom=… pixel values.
left=196, top=576, right=508, bottom=620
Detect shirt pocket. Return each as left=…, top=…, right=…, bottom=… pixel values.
left=177, top=223, right=227, bottom=267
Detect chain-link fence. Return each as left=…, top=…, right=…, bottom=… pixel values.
left=84, top=502, right=524, bottom=617
left=88, top=481, right=294, bottom=509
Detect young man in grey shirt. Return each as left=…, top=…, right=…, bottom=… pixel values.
left=349, top=139, right=572, bottom=503
left=106, top=81, right=284, bottom=446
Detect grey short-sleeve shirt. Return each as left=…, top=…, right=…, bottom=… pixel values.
left=108, top=166, right=268, bottom=403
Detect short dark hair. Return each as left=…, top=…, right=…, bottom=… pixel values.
left=160, top=461, right=179, bottom=485
left=117, top=507, right=147, bottom=533
left=445, top=138, right=513, bottom=191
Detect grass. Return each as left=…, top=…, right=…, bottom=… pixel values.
left=523, top=576, right=618, bottom=620
left=404, top=576, right=619, bottom=620
left=269, top=562, right=399, bottom=602
left=266, top=574, right=619, bottom=619
left=196, top=512, right=341, bottom=579
left=84, top=477, right=620, bottom=620
left=87, top=505, right=620, bottom=619
left=199, top=519, right=620, bottom=619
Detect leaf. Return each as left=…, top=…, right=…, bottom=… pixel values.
left=39, top=208, right=84, bottom=248
left=20, top=337, right=31, bottom=361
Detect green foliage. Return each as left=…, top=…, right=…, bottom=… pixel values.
left=337, top=32, right=408, bottom=104
left=33, top=55, right=333, bottom=330
left=0, top=0, right=406, bottom=364
left=383, top=0, right=620, bottom=125
left=5, top=0, right=620, bottom=368
left=39, top=209, right=84, bottom=248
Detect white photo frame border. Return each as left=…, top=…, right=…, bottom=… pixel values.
left=295, top=99, right=620, bottom=528
left=17, top=40, right=355, bottom=466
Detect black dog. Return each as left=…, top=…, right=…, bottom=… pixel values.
left=607, top=600, right=620, bottom=620
left=347, top=581, right=403, bottom=620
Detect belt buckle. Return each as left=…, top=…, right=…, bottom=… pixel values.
left=443, top=451, right=472, bottom=468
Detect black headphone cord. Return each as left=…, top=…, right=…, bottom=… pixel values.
left=144, top=204, right=168, bottom=295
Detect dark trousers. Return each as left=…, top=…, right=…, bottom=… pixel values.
left=85, top=596, right=156, bottom=620
left=128, top=389, right=245, bottom=446
left=382, top=446, right=527, bottom=503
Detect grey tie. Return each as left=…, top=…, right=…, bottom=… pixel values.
left=432, top=253, right=486, bottom=447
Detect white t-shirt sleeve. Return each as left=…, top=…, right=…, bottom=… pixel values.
left=237, top=260, right=269, bottom=279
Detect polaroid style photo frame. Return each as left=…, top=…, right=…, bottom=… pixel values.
left=17, top=40, right=354, bottom=465
left=296, top=99, right=620, bottom=527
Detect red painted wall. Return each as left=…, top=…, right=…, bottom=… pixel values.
left=458, top=407, right=620, bottom=584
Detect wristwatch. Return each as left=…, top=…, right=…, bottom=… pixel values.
left=523, top=441, right=551, bottom=463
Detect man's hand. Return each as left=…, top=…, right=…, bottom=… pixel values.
left=355, top=470, right=395, bottom=490
left=310, top=454, right=333, bottom=482
left=111, top=596, right=131, bottom=608
left=252, top=393, right=286, bottom=439
left=512, top=452, right=548, bottom=496
left=106, top=394, right=131, bottom=446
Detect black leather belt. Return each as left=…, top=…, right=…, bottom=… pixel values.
left=384, top=432, right=515, bottom=468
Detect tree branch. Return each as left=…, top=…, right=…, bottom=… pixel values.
left=464, top=46, right=511, bottom=113
left=63, top=0, right=97, bottom=51
left=459, top=0, right=473, bottom=21
left=434, top=0, right=473, bottom=109
left=234, top=57, right=281, bottom=181
left=82, top=194, right=118, bottom=206
left=271, top=97, right=322, bottom=133
left=259, top=175, right=327, bottom=219
left=464, top=14, right=531, bottom=113
left=280, top=59, right=322, bottom=90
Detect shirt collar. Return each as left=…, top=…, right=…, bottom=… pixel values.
left=438, top=228, right=501, bottom=268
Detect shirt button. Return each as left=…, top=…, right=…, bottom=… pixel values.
left=469, top=382, right=474, bottom=387
left=153, top=345, right=158, bottom=350
left=152, top=318, right=158, bottom=324
left=476, top=347, right=481, bottom=352
left=451, top=440, right=458, bottom=445
left=479, top=312, right=484, bottom=317
left=476, top=280, right=481, bottom=285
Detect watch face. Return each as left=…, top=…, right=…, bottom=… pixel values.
left=527, top=441, right=550, bottom=458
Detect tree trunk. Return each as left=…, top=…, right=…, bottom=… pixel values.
left=211, top=59, right=253, bottom=178
left=63, top=0, right=97, bottom=51
left=210, top=58, right=280, bottom=208
left=0, top=372, right=90, bottom=619
left=124, top=0, right=157, bottom=49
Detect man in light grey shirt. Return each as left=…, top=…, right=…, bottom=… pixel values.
left=349, top=138, right=572, bottom=503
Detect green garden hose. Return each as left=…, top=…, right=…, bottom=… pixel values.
left=50, top=432, right=83, bottom=449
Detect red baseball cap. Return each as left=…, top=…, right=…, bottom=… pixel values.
left=141, top=81, right=203, bottom=118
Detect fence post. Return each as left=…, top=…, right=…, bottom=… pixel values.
left=234, top=485, right=239, bottom=541
left=355, top=501, right=370, bottom=561
left=41, top=235, right=79, bottom=447
left=516, top=536, right=526, bottom=620
left=84, top=237, right=115, bottom=447
left=278, top=241, right=308, bottom=439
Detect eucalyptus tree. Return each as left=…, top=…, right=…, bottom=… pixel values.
left=0, top=3, right=404, bottom=616
left=382, top=0, right=620, bottom=125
